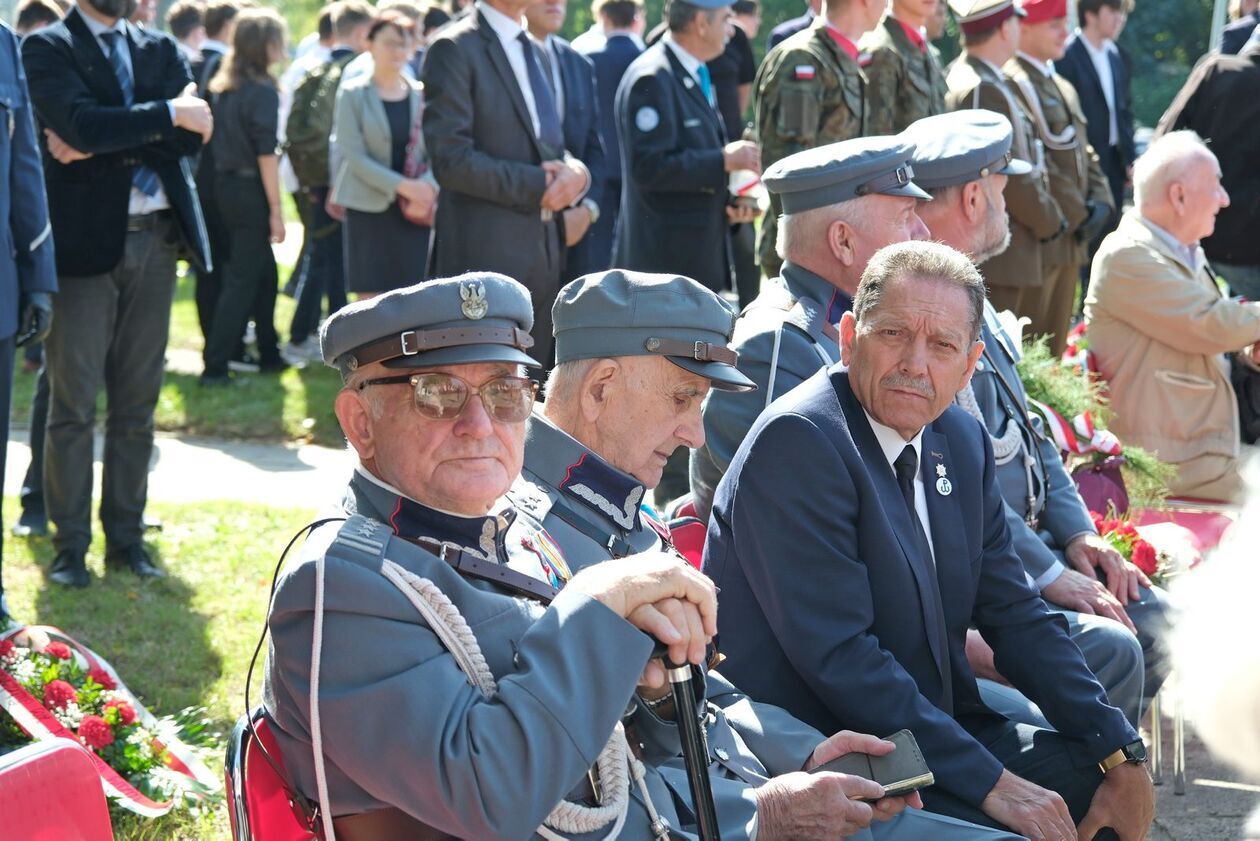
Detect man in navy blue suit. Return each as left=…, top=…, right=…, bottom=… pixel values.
left=525, top=0, right=607, bottom=281
left=575, top=0, right=643, bottom=273
left=766, top=0, right=819, bottom=50
left=705, top=238, right=1155, bottom=840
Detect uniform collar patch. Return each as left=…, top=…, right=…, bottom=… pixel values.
left=560, top=453, right=645, bottom=532
left=387, top=494, right=515, bottom=562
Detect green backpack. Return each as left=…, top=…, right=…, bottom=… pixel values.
left=285, top=54, right=355, bottom=191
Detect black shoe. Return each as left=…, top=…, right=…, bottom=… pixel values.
left=258, top=357, right=291, bottom=374
left=104, top=544, right=165, bottom=579
left=0, top=595, right=17, bottom=632
left=49, top=551, right=91, bottom=588
left=12, top=506, right=48, bottom=537
left=200, top=373, right=232, bottom=388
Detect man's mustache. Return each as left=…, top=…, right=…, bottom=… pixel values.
left=881, top=373, right=935, bottom=400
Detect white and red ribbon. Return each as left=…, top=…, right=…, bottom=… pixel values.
left=1026, top=399, right=1123, bottom=457
left=0, top=625, right=219, bottom=816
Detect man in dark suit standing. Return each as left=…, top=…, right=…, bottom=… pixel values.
left=525, top=0, right=607, bottom=282
left=1056, top=0, right=1135, bottom=237
left=22, top=0, right=213, bottom=586
left=0, top=19, right=57, bottom=627
left=575, top=0, right=642, bottom=277
left=1221, top=0, right=1260, bottom=55
left=704, top=239, right=1156, bottom=839
left=422, top=0, right=593, bottom=367
left=613, top=0, right=760, bottom=294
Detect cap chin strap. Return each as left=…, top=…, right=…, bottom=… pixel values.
left=344, top=325, right=535, bottom=370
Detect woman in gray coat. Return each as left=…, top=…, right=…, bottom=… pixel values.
left=330, top=10, right=437, bottom=298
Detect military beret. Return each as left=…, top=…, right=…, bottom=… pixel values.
left=320, top=272, right=540, bottom=379
left=1020, top=0, right=1067, bottom=25
left=947, top=0, right=1025, bottom=35
left=901, top=110, right=1032, bottom=190
left=553, top=269, right=756, bottom=392
left=762, top=136, right=931, bottom=215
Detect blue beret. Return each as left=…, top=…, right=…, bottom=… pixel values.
left=320, top=273, right=540, bottom=378
left=762, top=136, right=930, bottom=214
left=553, top=270, right=756, bottom=392
left=901, top=110, right=1032, bottom=190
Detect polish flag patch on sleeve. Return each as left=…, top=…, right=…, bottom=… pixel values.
left=793, top=64, right=816, bottom=80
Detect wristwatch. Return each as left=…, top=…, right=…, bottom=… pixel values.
left=581, top=198, right=600, bottom=225
left=1098, top=739, right=1148, bottom=774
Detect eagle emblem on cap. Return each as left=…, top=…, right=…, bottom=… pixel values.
left=460, top=280, right=488, bottom=320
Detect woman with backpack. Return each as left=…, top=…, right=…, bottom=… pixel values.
left=201, top=7, right=289, bottom=386
left=330, top=10, right=436, bottom=299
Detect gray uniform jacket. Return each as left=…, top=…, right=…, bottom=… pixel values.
left=691, top=262, right=847, bottom=521
left=509, top=412, right=821, bottom=837
left=264, top=470, right=696, bottom=840
left=966, top=303, right=1095, bottom=586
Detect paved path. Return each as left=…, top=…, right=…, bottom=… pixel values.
left=4, top=429, right=353, bottom=508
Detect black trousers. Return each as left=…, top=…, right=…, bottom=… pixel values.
left=921, top=715, right=1107, bottom=832
left=204, top=173, right=280, bottom=376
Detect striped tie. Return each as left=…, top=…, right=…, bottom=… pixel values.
left=101, top=31, right=161, bottom=198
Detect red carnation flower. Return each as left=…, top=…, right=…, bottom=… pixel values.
left=88, top=667, right=117, bottom=690
left=104, top=699, right=137, bottom=726
left=43, top=679, right=78, bottom=709
left=0, top=639, right=13, bottom=658
left=1131, top=540, right=1159, bottom=577
left=78, top=715, right=114, bottom=750
left=43, top=642, right=72, bottom=661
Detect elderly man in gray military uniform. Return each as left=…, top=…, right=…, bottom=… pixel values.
left=903, top=110, right=1172, bottom=729
left=690, top=137, right=930, bottom=521
left=511, top=268, right=1026, bottom=841
left=263, top=273, right=733, bottom=839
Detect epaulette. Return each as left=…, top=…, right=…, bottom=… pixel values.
left=329, top=515, right=392, bottom=567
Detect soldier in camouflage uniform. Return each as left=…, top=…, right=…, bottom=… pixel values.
left=752, top=0, right=886, bottom=277
left=1005, top=0, right=1113, bottom=355
left=945, top=0, right=1066, bottom=320
left=860, top=0, right=948, bottom=134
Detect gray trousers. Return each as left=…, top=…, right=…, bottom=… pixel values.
left=862, top=807, right=1027, bottom=840
left=44, top=215, right=177, bottom=555
left=981, top=584, right=1171, bottom=729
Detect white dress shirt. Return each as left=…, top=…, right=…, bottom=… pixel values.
left=864, top=410, right=936, bottom=565
left=81, top=11, right=170, bottom=214
left=1076, top=30, right=1119, bottom=147
left=478, top=1, right=546, bottom=139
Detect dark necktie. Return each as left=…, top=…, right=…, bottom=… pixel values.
left=893, top=445, right=931, bottom=560
left=893, top=443, right=954, bottom=711
left=517, top=32, right=564, bottom=155
left=101, top=31, right=161, bottom=198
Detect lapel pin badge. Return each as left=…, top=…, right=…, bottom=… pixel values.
left=935, top=463, right=952, bottom=496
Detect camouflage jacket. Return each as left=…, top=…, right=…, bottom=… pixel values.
left=860, top=14, right=947, bottom=134
left=753, top=22, right=867, bottom=276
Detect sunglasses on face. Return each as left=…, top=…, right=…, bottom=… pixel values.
left=358, top=372, right=538, bottom=422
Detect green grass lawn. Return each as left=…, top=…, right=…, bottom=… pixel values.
left=3, top=498, right=318, bottom=840
left=10, top=246, right=347, bottom=448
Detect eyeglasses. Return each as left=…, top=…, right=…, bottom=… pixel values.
left=358, top=372, right=538, bottom=422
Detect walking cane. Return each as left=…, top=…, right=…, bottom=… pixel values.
left=664, top=657, right=721, bottom=841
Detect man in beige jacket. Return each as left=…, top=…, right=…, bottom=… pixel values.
left=1085, top=130, right=1260, bottom=501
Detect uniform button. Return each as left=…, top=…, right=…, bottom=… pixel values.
left=715, top=748, right=729, bottom=761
